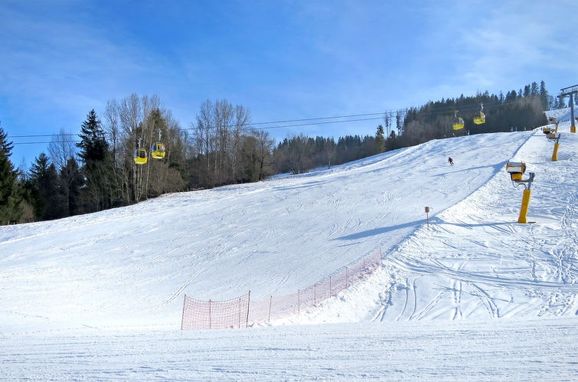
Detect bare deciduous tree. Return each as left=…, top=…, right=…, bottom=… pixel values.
left=48, top=128, right=76, bottom=171
left=103, top=94, right=187, bottom=203
left=192, top=99, right=250, bottom=187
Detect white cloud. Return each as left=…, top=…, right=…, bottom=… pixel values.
left=454, top=0, right=578, bottom=91
left=0, top=1, right=170, bottom=120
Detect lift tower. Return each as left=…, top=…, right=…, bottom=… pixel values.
left=560, top=85, right=578, bottom=133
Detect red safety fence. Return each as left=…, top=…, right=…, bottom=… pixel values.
left=181, top=293, right=250, bottom=330
left=181, top=249, right=382, bottom=330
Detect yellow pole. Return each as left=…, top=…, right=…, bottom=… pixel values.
left=571, top=94, right=576, bottom=133
left=552, top=142, right=559, bottom=161
left=518, top=188, right=531, bottom=223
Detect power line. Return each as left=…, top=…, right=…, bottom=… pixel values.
left=12, top=141, right=79, bottom=145
left=11, top=115, right=387, bottom=145
left=10, top=112, right=388, bottom=139
left=9, top=97, right=544, bottom=146
left=171, top=114, right=388, bottom=132
left=250, top=116, right=385, bottom=130
left=243, top=112, right=387, bottom=126
left=10, top=133, right=78, bottom=138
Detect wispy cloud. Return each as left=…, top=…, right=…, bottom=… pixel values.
left=3, top=0, right=578, bottom=166
left=0, top=1, right=171, bottom=119
left=455, top=0, right=578, bottom=92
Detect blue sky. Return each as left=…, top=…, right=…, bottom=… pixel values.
left=1, top=0, right=577, bottom=168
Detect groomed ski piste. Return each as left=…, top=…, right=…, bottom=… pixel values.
left=1, top=121, right=577, bottom=380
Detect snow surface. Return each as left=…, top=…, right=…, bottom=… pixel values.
left=296, top=122, right=578, bottom=326
left=545, top=106, right=576, bottom=122
left=1, top=123, right=578, bottom=380
left=2, top=319, right=577, bottom=381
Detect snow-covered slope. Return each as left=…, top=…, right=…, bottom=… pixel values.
left=280, top=123, right=578, bottom=325
left=380, top=124, right=578, bottom=321
left=2, top=125, right=578, bottom=380
left=0, top=131, right=534, bottom=332
left=545, top=106, right=576, bottom=122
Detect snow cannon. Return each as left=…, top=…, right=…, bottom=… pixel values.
left=542, top=122, right=562, bottom=161
left=546, top=117, right=559, bottom=135
left=506, top=161, right=526, bottom=182
left=506, top=161, right=535, bottom=224
left=547, top=133, right=561, bottom=161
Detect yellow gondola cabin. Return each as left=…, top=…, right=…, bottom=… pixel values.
left=151, top=142, right=166, bottom=160
left=452, top=117, right=465, bottom=131
left=134, top=148, right=148, bottom=165
left=473, top=112, right=485, bottom=125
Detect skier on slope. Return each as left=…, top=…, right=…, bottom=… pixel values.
left=448, top=157, right=454, bottom=166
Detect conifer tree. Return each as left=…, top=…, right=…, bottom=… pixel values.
left=375, top=125, right=385, bottom=153
left=0, top=124, right=23, bottom=224
left=77, top=109, right=112, bottom=212
left=539, top=81, right=549, bottom=110
left=77, top=109, right=108, bottom=163
left=60, top=157, right=83, bottom=216
left=29, top=153, right=65, bottom=220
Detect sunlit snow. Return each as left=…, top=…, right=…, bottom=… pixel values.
left=1, top=123, right=577, bottom=380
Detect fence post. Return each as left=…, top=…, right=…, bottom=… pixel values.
left=208, top=299, right=212, bottom=329
left=180, top=294, right=187, bottom=330
left=297, top=289, right=301, bottom=316
left=238, top=297, right=242, bottom=329
left=329, top=276, right=332, bottom=297
left=268, top=295, right=272, bottom=323
left=245, top=290, right=251, bottom=328
left=314, top=283, right=317, bottom=306
left=346, top=267, right=349, bottom=288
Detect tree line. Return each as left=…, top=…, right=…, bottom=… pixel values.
left=0, top=81, right=556, bottom=224
left=271, top=81, right=551, bottom=174
left=395, top=81, right=549, bottom=148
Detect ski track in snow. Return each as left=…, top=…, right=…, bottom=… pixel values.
left=2, top=125, right=578, bottom=379
left=0, top=131, right=532, bottom=332
left=357, top=123, right=578, bottom=323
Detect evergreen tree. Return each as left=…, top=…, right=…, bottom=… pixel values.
left=530, top=81, right=539, bottom=96
left=77, top=109, right=108, bottom=163
left=395, top=110, right=404, bottom=136
left=0, top=124, right=23, bottom=224
left=60, top=157, right=84, bottom=216
left=540, top=81, right=549, bottom=110
left=77, top=109, right=113, bottom=212
left=375, top=125, right=385, bottom=153
left=386, top=130, right=398, bottom=151
left=29, top=153, right=65, bottom=220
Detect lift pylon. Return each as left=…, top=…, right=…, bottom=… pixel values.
left=560, top=85, right=578, bottom=133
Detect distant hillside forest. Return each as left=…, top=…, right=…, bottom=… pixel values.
left=0, top=81, right=558, bottom=224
